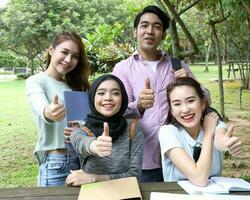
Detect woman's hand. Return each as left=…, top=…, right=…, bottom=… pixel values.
left=224, top=125, right=242, bottom=156
left=89, top=122, right=112, bottom=157
left=44, top=95, right=65, bottom=121
left=65, top=170, right=96, bottom=186
left=203, top=112, right=219, bottom=137
left=64, top=121, right=79, bottom=143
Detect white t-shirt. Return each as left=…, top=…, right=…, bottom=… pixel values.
left=159, top=121, right=226, bottom=182
left=144, top=60, right=159, bottom=74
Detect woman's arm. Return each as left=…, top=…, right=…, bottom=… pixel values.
left=26, top=76, right=65, bottom=123
left=70, top=128, right=96, bottom=157
left=164, top=113, right=218, bottom=186
left=108, top=121, right=144, bottom=180
left=26, top=76, right=51, bottom=123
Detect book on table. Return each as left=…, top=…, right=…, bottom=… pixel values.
left=178, top=177, right=250, bottom=195
left=63, top=91, right=90, bottom=124
left=150, top=192, right=250, bottom=200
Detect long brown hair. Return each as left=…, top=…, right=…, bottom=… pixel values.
left=45, top=31, right=90, bottom=91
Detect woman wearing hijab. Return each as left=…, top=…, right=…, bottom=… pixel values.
left=65, top=74, right=143, bottom=186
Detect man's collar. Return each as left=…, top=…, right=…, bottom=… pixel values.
left=132, top=50, right=166, bottom=61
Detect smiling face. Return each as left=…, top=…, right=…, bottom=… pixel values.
left=169, top=85, right=205, bottom=135
left=47, top=40, right=79, bottom=80
left=134, top=12, right=165, bottom=58
left=94, top=80, right=122, bottom=118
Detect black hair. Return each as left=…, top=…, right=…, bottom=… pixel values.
left=134, top=5, right=169, bottom=31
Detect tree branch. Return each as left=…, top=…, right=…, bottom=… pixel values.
left=161, top=0, right=199, bottom=55
left=178, top=0, right=202, bottom=16
left=7, top=47, right=29, bottom=57
left=211, top=12, right=230, bottom=24
left=240, top=0, right=250, bottom=15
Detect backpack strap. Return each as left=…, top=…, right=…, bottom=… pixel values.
left=81, top=126, right=94, bottom=137
left=129, top=118, right=138, bottom=140
left=170, top=56, right=182, bottom=71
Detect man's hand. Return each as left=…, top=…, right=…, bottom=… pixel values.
left=44, top=95, right=65, bottom=121
left=174, top=68, right=188, bottom=78
left=137, top=78, right=154, bottom=114
left=90, top=122, right=112, bottom=157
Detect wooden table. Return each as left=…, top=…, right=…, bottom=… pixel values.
left=0, top=182, right=182, bottom=200
left=0, top=182, right=249, bottom=200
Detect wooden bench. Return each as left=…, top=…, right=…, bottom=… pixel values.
left=237, top=61, right=250, bottom=107
left=226, top=61, right=238, bottom=79
left=226, top=60, right=250, bottom=107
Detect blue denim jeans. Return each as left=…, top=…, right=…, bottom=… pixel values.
left=139, top=168, right=164, bottom=182
left=38, top=153, right=80, bottom=187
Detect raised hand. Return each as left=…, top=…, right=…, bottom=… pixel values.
left=137, top=78, right=154, bottom=113
left=44, top=95, right=65, bottom=122
left=202, top=112, right=219, bottom=137
left=90, top=122, right=112, bottom=157
left=224, top=125, right=242, bottom=156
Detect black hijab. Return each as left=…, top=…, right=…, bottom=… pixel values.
left=84, top=74, right=128, bottom=141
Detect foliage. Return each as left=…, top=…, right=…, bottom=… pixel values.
left=0, top=0, right=154, bottom=74
left=85, top=23, right=134, bottom=73
left=0, top=51, right=27, bottom=69
left=16, top=73, right=31, bottom=80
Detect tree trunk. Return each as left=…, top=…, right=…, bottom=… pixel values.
left=30, top=58, right=34, bottom=75
left=223, top=35, right=228, bottom=63
left=157, top=0, right=200, bottom=59
left=247, top=16, right=250, bottom=60
left=169, top=19, right=182, bottom=57
left=204, top=41, right=211, bottom=72
left=210, top=22, right=228, bottom=120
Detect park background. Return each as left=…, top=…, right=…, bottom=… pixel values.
left=0, top=0, right=249, bottom=187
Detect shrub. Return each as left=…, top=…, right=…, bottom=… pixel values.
left=16, top=73, right=30, bottom=80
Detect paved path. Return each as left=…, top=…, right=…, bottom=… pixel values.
left=0, top=74, right=16, bottom=81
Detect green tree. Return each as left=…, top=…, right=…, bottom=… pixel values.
left=156, top=0, right=201, bottom=59
left=0, top=0, right=86, bottom=74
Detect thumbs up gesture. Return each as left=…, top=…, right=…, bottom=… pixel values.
left=137, top=78, right=154, bottom=114
left=224, top=125, right=242, bottom=156
left=90, top=122, right=112, bottom=157
left=44, top=95, right=66, bottom=122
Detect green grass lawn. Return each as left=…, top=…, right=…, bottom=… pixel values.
left=0, top=80, right=37, bottom=187
left=0, top=64, right=249, bottom=187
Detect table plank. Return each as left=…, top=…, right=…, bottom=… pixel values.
left=140, top=182, right=184, bottom=200
left=1, top=182, right=249, bottom=200
left=0, top=186, right=80, bottom=200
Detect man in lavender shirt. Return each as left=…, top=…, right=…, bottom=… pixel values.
left=113, top=5, right=210, bottom=182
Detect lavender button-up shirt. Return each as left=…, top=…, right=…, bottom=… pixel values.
left=113, top=51, right=198, bottom=169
